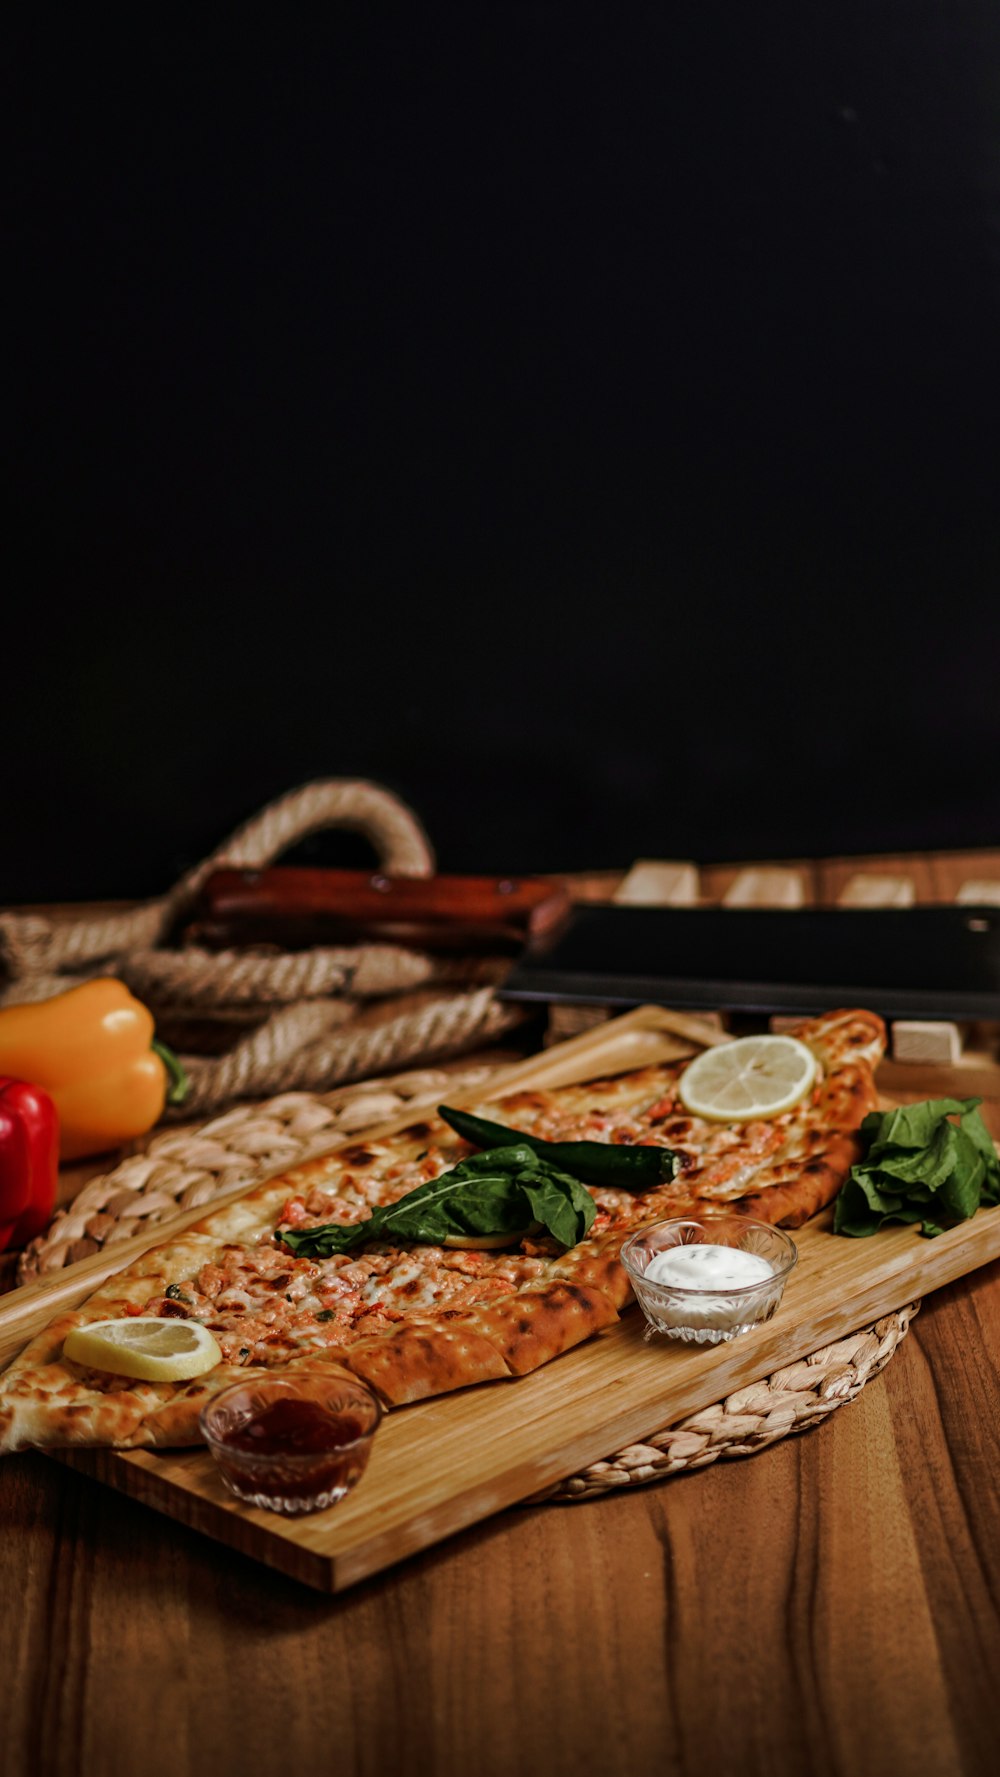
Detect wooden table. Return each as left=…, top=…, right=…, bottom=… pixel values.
left=2, top=1257, right=997, bottom=1777
left=2, top=851, right=999, bottom=1777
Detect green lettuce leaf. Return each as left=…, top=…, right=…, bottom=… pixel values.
left=278, top=1145, right=597, bottom=1258
left=834, top=1097, right=1000, bottom=1239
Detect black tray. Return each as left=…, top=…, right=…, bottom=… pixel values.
left=498, top=904, right=1000, bottom=1020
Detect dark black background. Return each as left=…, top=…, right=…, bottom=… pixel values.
left=6, top=5, right=1000, bottom=901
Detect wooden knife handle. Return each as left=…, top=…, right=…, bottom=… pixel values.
left=186, top=867, right=571, bottom=952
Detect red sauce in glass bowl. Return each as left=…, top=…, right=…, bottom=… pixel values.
left=224, top=1397, right=367, bottom=1456
left=200, top=1374, right=382, bottom=1515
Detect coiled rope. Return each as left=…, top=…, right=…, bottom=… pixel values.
left=0, top=780, right=525, bottom=1111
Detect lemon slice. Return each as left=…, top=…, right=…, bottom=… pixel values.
left=678, top=1035, right=818, bottom=1121
left=63, top=1317, right=223, bottom=1381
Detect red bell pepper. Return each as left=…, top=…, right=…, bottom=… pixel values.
left=0, top=1077, right=59, bottom=1252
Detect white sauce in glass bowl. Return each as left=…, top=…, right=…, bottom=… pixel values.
left=622, top=1220, right=795, bottom=1343
left=644, top=1244, right=773, bottom=1293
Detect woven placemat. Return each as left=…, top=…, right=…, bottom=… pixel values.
left=15, top=1079, right=920, bottom=1494
left=533, top=1301, right=919, bottom=1501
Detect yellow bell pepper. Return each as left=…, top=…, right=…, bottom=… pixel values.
left=0, top=978, right=188, bottom=1160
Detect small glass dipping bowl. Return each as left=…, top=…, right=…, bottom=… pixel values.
left=620, top=1217, right=798, bottom=1346
left=199, top=1372, right=382, bottom=1515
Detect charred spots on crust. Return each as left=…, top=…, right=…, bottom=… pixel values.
left=777, top=1207, right=810, bottom=1229
left=653, top=1114, right=693, bottom=1137
left=402, top=1120, right=435, bottom=1142
left=338, top=1145, right=380, bottom=1168
left=494, top=1090, right=548, bottom=1116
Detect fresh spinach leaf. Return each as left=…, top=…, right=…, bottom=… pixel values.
left=278, top=1145, right=597, bottom=1258
left=834, top=1097, right=1000, bottom=1239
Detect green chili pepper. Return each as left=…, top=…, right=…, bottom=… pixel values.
left=437, top=1105, right=679, bottom=1192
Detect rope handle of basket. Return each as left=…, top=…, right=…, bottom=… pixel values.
left=0, top=778, right=436, bottom=986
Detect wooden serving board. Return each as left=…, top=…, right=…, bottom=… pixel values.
left=3, top=1007, right=999, bottom=1593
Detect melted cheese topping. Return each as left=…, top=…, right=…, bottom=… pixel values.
left=143, top=1015, right=878, bottom=1371
left=151, top=1238, right=548, bottom=1366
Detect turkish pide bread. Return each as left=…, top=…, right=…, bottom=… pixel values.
left=0, top=1008, right=885, bottom=1453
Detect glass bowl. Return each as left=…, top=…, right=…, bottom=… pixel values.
left=199, top=1371, right=382, bottom=1515
left=619, top=1217, right=798, bottom=1346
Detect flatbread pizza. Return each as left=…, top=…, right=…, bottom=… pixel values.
left=0, top=1007, right=885, bottom=1454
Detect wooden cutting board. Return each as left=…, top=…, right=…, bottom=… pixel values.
left=3, top=1006, right=999, bottom=1593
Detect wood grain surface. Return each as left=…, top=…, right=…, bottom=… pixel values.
left=1, top=1258, right=996, bottom=1777
left=2, top=852, right=999, bottom=1775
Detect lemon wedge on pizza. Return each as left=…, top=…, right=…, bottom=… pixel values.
left=678, top=1034, right=818, bottom=1121
left=63, top=1318, right=223, bottom=1381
